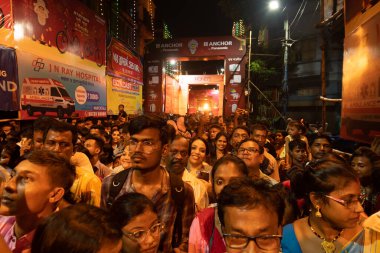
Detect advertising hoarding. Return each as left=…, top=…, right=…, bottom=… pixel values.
left=0, top=0, right=13, bottom=46
left=341, top=10, right=380, bottom=143
left=12, top=0, right=106, bottom=66
left=18, top=50, right=106, bottom=119
left=0, top=47, right=19, bottom=111
left=106, top=76, right=142, bottom=115
left=106, top=38, right=143, bottom=115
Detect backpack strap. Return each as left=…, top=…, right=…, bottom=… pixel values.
left=106, top=169, right=131, bottom=208
left=169, top=172, right=185, bottom=248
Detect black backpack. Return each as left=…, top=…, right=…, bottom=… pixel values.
left=106, top=168, right=185, bottom=248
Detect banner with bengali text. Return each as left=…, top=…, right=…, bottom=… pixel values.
left=106, top=76, right=142, bottom=115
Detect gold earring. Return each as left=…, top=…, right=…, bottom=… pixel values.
left=315, top=205, right=322, bottom=218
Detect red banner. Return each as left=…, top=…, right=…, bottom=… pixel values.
left=0, top=0, right=13, bottom=46
left=107, top=38, right=143, bottom=85
left=12, top=0, right=106, bottom=66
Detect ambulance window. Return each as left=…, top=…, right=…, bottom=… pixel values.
left=58, top=87, right=70, bottom=97
left=51, top=87, right=60, bottom=97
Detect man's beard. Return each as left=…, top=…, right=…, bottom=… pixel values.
left=167, top=161, right=185, bottom=175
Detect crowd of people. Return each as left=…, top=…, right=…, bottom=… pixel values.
left=0, top=105, right=379, bottom=253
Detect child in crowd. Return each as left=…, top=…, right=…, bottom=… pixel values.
left=284, top=120, right=310, bottom=169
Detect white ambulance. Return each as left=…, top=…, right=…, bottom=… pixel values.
left=21, top=78, right=75, bottom=118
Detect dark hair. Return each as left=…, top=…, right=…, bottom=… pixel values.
left=211, top=155, right=248, bottom=197
left=33, top=116, right=54, bottom=132
left=218, top=177, right=285, bottom=226
left=120, top=123, right=129, bottom=134
left=308, top=133, right=332, bottom=146
left=276, top=130, right=287, bottom=138
left=231, top=126, right=249, bottom=137
left=272, top=183, right=300, bottom=225
left=77, top=127, right=89, bottom=139
left=27, top=150, right=75, bottom=204
left=20, top=127, right=34, bottom=139
left=1, top=142, right=21, bottom=169
left=43, top=120, right=78, bottom=146
left=189, top=137, right=209, bottom=155
left=85, top=134, right=105, bottom=150
left=351, top=146, right=380, bottom=166
left=351, top=146, right=380, bottom=192
left=85, top=117, right=96, bottom=125
left=166, top=123, right=177, bottom=144
left=291, top=153, right=358, bottom=201
left=31, top=204, right=122, bottom=253
left=250, top=124, right=268, bottom=135
left=211, top=132, right=230, bottom=158
left=209, top=124, right=222, bottom=131
left=110, top=193, right=157, bottom=227
left=215, top=132, right=229, bottom=144
left=237, top=139, right=264, bottom=154
left=128, top=115, right=169, bottom=145
left=100, top=144, right=115, bottom=165
left=289, top=139, right=307, bottom=151
left=90, top=125, right=106, bottom=136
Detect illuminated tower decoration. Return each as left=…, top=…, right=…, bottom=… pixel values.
left=163, top=22, right=172, bottom=39
left=111, top=0, right=120, bottom=38
left=99, top=0, right=104, bottom=17
left=133, top=0, right=137, bottom=49
left=232, top=19, right=246, bottom=50
left=232, top=19, right=246, bottom=38
left=149, top=0, right=155, bottom=39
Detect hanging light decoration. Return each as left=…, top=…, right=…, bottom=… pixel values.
left=163, top=23, right=172, bottom=39
left=232, top=19, right=246, bottom=38
left=133, top=0, right=137, bottom=49
left=99, top=0, right=104, bottom=17
left=149, top=0, right=155, bottom=39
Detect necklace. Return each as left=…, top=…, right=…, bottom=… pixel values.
left=307, top=217, right=344, bottom=253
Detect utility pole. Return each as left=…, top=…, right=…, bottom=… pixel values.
left=320, top=0, right=327, bottom=132
left=247, top=30, right=252, bottom=112
left=282, top=18, right=289, bottom=117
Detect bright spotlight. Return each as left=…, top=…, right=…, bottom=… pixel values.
left=268, top=0, right=280, bottom=11
left=14, top=23, right=25, bottom=40
left=170, top=59, right=176, bottom=65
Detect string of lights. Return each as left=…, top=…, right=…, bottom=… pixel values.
left=133, top=0, right=137, bottom=49
left=149, top=0, right=155, bottom=39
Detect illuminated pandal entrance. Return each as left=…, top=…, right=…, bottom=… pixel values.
left=144, top=36, right=247, bottom=116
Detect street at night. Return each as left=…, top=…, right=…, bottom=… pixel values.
left=0, top=0, right=380, bottom=252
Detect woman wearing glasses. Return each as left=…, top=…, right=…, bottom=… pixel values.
left=110, top=193, right=163, bottom=253
left=282, top=154, right=365, bottom=253
left=188, top=155, right=249, bottom=253
left=237, top=139, right=278, bottom=185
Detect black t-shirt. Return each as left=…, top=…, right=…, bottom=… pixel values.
left=118, top=110, right=127, bottom=118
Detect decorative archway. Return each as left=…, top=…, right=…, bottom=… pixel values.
left=144, top=36, right=247, bottom=116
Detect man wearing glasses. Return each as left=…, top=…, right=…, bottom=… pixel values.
left=237, top=139, right=278, bottom=185
left=217, top=177, right=284, bottom=253
left=101, top=115, right=195, bottom=253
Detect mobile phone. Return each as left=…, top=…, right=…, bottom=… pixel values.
left=197, top=171, right=210, bottom=182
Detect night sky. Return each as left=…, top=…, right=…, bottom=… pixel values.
left=154, top=0, right=233, bottom=37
